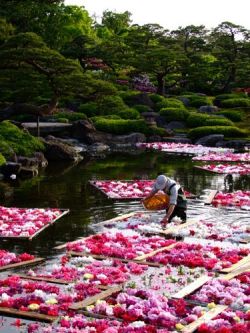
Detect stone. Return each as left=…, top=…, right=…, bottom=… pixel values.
left=215, top=140, right=250, bottom=150
left=163, top=137, right=192, bottom=144
left=43, top=137, right=82, bottom=161
left=88, top=143, right=110, bottom=154
left=195, top=134, right=224, bottom=146
left=199, top=105, right=219, bottom=113
left=177, top=97, right=190, bottom=107
left=111, top=133, right=146, bottom=145
left=166, top=121, right=186, bottom=130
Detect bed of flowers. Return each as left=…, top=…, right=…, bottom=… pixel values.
left=195, top=163, right=250, bottom=175
left=212, top=191, right=250, bottom=209
left=0, top=206, right=66, bottom=238
left=197, top=309, right=250, bottom=333
left=136, top=143, right=233, bottom=155
left=66, top=230, right=176, bottom=259
left=28, top=315, right=169, bottom=333
left=86, top=288, right=210, bottom=330
left=26, top=255, right=148, bottom=286
left=90, top=180, right=193, bottom=199
left=0, top=250, right=35, bottom=267
left=193, top=152, right=250, bottom=162
left=188, top=273, right=250, bottom=310
left=0, top=275, right=100, bottom=317
left=148, top=242, right=250, bottom=270
left=125, top=265, right=210, bottom=297
left=174, top=218, right=250, bottom=242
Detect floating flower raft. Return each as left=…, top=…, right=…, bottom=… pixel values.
left=193, top=152, right=250, bottom=162
left=0, top=206, right=69, bottom=239
left=212, top=191, right=250, bottom=209
left=195, top=163, right=250, bottom=175
left=89, top=180, right=194, bottom=199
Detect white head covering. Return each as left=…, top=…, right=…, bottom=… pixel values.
left=155, top=175, right=168, bottom=190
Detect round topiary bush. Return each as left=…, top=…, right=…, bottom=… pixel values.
left=159, top=108, right=189, bottom=122
left=116, top=108, right=140, bottom=120
left=187, top=113, right=233, bottom=128
left=215, top=110, right=243, bottom=122
left=156, top=98, right=185, bottom=111
left=188, top=126, right=247, bottom=140
left=133, top=104, right=152, bottom=113
left=93, top=118, right=150, bottom=135
left=78, top=102, right=99, bottom=117
left=148, top=93, right=165, bottom=103
left=220, top=98, right=250, bottom=108
left=53, top=112, right=87, bottom=122
left=213, top=93, right=247, bottom=107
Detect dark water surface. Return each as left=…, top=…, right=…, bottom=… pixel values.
left=0, top=151, right=249, bottom=331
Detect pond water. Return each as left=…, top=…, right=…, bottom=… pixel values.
left=0, top=150, right=249, bottom=259
left=0, top=150, right=249, bottom=331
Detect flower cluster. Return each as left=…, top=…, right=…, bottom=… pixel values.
left=197, top=309, right=250, bottom=333
left=0, top=206, right=64, bottom=237
left=150, top=242, right=249, bottom=270
left=196, top=163, right=250, bottom=175
left=189, top=277, right=250, bottom=309
left=27, top=255, right=147, bottom=285
left=136, top=142, right=233, bottom=155
left=0, top=250, right=35, bottom=267
left=193, top=152, right=250, bottom=162
left=132, top=74, right=157, bottom=93
left=0, top=275, right=100, bottom=316
left=67, top=230, right=175, bottom=259
left=212, top=191, right=250, bottom=209
left=88, top=288, right=206, bottom=329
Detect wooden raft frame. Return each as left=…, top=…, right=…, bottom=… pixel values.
left=220, top=254, right=250, bottom=273
left=0, top=307, right=56, bottom=322
left=181, top=305, right=228, bottom=333
left=194, top=165, right=250, bottom=175
left=0, top=209, right=69, bottom=241
left=135, top=243, right=177, bottom=261
left=204, top=190, right=218, bottom=205
left=0, top=257, right=45, bottom=272
left=68, top=252, right=163, bottom=268
left=69, top=285, right=122, bottom=310
left=172, top=275, right=212, bottom=299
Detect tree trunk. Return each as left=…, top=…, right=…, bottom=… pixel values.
left=156, top=74, right=165, bottom=95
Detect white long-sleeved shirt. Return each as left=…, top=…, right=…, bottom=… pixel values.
left=151, top=178, right=179, bottom=205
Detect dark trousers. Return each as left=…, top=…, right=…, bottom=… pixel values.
left=168, top=206, right=187, bottom=223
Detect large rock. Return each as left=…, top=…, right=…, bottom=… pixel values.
left=43, top=137, right=82, bottom=161
left=111, top=133, right=146, bottom=145
left=163, top=137, right=192, bottom=144
left=166, top=121, right=186, bottom=130
left=195, top=134, right=224, bottom=146
left=199, top=105, right=219, bottom=113
left=71, top=120, right=112, bottom=144
left=215, top=140, right=250, bottom=150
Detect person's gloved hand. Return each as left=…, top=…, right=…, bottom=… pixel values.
left=160, top=216, right=169, bottom=228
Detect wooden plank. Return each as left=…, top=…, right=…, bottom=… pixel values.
left=68, top=252, right=163, bottom=267
left=54, top=234, right=94, bottom=250
left=29, top=209, right=69, bottom=240
left=221, top=267, right=250, bottom=281
left=204, top=190, right=218, bottom=205
left=181, top=305, right=228, bottom=333
left=162, top=218, right=199, bottom=236
left=0, top=307, right=56, bottom=322
left=80, top=310, right=124, bottom=321
left=0, top=258, right=45, bottom=272
left=69, top=285, right=122, bottom=310
left=17, top=274, right=70, bottom=285
left=91, top=212, right=143, bottom=227
left=135, top=243, right=177, bottom=261
left=172, top=275, right=212, bottom=299
left=220, top=254, right=250, bottom=273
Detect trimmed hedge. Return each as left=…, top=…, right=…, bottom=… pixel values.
left=156, top=98, right=185, bottom=111
left=220, top=98, right=250, bottom=108
left=0, top=121, right=44, bottom=157
left=180, top=95, right=211, bottom=108
left=53, top=112, right=87, bottom=122
left=215, top=110, right=243, bottom=122
left=133, top=104, right=152, bottom=113
left=78, top=102, right=98, bottom=117
left=0, top=153, right=6, bottom=166
left=116, top=108, right=140, bottom=120
left=189, top=126, right=247, bottom=140
left=148, top=93, right=164, bottom=103
left=187, top=113, right=233, bottom=128
left=91, top=115, right=122, bottom=122
left=159, top=108, right=189, bottom=122
left=214, top=93, right=247, bottom=107
left=118, top=91, right=141, bottom=105
left=94, top=118, right=149, bottom=135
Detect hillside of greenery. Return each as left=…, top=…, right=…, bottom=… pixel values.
left=0, top=0, right=250, bottom=159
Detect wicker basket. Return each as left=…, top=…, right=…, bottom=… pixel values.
left=142, top=193, right=169, bottom=211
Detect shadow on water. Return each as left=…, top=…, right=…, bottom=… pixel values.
left=0, top=151, right=249, bottom=258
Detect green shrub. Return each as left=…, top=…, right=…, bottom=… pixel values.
left=78, top=102, right=99, bottom=117
left=220, top=98, right=250, bottom=108
left=189, top=126, right=247, bottom=140
left=56, top=118, right=69, bottom=123
left=147, top=127, right=168, bottom=136
left=156, top=98, right=185, bottom=111
left=94, top=118, right=149, bottom=135
left=187, top=113, right=233, bottom=128
left=148, top=93, right=164, bottom=103
left=0, top=121, right=44, bottom=157
left=213, top=93, right=247, bottom=107
left=133, top=104, right=152, bottom=113
left=118, top=91, right=140, bottom=105
left=117, top=108, right=140, bottom=119
left=53, top=112, right=87, bottom=122
left=91, top=115, right=122, bottom=122
left=215, top=110, right=243, bottom=122
left=159, top=108, right=189, bottom=122
left=0, top=153, right=6, bottom=166
left=180, top=95, right=211, bottom=108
